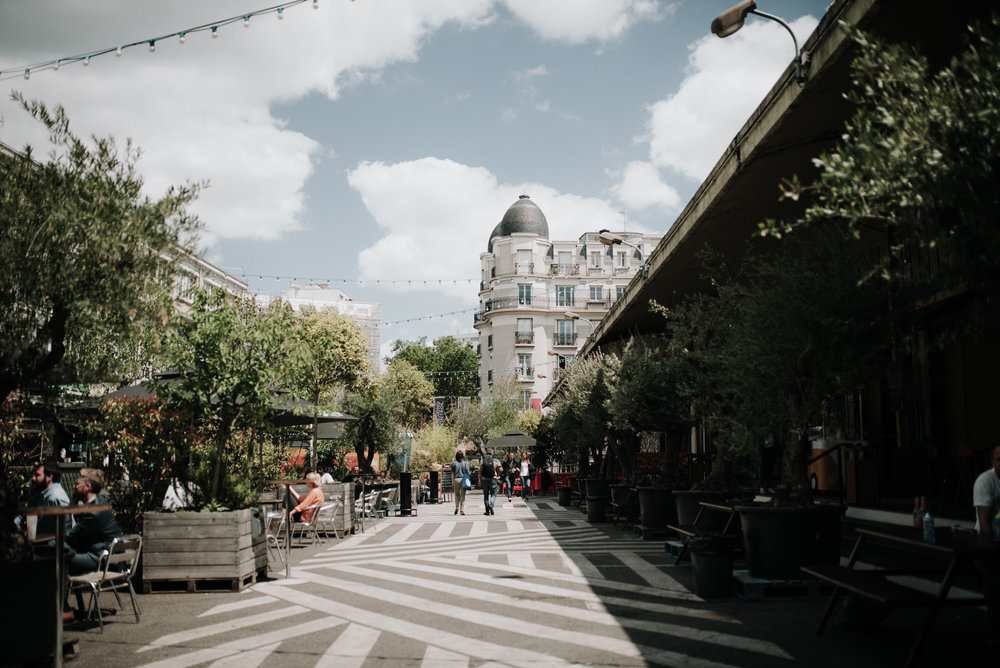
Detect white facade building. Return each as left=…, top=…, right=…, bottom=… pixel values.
left=475, top=195, right=660, bottom=410
left=277, top=282, right=381, bottom=370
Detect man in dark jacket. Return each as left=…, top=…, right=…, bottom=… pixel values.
left=480, top=452, right=499, bottom=516
left=64, top=467, right=122, bottom=575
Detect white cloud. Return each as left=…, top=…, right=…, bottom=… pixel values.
left=611, top=160, right=680, bottom=212
left=0, top=0, right=495, bottom=243
left=347, top=158, right=628, bottom=301
left=642, top=16, right=819, bottom=181
left=510, top=65, right=550, bottom=81
left=503, top=0, right=667, bottom=45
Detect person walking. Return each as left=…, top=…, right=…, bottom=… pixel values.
left=503, top=451, right=517, bottom=502
left=480, top=452, right=498, bottom=515
left=450, top=450, right=470, bottom=515
left=519, top=452, right=534, bottom=501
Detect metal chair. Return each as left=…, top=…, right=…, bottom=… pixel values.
left=67, top=534, right=142, bottom=632
left=316, top=498, right=345, bottom=541
left=289, top=502, right=324, bottom=545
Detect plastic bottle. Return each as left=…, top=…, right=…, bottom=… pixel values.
left=912, top=497, right=922, bottom=530
left=922, top=509, right=935, bottom=544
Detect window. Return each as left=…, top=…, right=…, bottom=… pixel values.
left=487, top=334, right=493, bottom=349
left=516, top=318, right=533, bottom=344
left=618, top=251, right=627, bottom=268
left=518, top=284, right=532, bottom=305
left=517, top=354, right=532, bottom=379
left=555, top=285, right=575, bottom=307
left=516, top=250, right=532, bottom=274
left=555, top=320, right=576, bottom=346
left=616, top=286, right=626, bottom=299
left=519, top=391, right=532, bottom=410
left=590, top=251, right=601, bottom=267
left=558, top=251, right=572, bottom=272
left=589, top=285, right=603, bottom=301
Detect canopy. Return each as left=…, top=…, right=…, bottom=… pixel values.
left=485, top=430, right=536, bottom=451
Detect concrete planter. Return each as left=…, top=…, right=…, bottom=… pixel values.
left=736, top=504, right=845, bottom=580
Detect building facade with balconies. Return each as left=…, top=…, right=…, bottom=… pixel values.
left=474, top=195, right=660, bottom=408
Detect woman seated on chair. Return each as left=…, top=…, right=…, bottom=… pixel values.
left=287, top=472, right=324, bottom=523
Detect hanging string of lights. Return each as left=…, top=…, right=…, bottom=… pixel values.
left=380, top=308, right=477, bottom=328
left=239, top=272, right=476, bottom=287
left=0, top=0, right=327, bottom=81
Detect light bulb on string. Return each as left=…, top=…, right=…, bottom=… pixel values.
left=313, top=0, right=319, bottom=9
left=23, top=68, right=30, bottom=79
left=243, top=15, right=250, bottom=27
left=179, top=32, right=186, bottom=44
left=53, top=60, right=60, bottom=71
left=277, top=8, right=284, bottom=19
left=115, top=46, right=123, bottom=57
left=211, top=26, right=218, bottom=38
left=83, top=56, right=90, bottom=66
left=148, top=40, right=156, bottom=52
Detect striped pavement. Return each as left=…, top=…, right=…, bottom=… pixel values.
left=78, top=494, right=802, bottom=667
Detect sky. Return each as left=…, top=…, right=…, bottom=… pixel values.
left=0, top=0, right=830, bottom=368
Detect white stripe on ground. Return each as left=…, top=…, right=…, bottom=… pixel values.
left=136, top=605, right=309, bottom=652
left=206, top=641, right=280, bottom=668
left=315, top=623, right=381, bottom=668
left=198, top=595, right=277, bottom=617
left=612, top=550, right=688, bottom=591
left=421, top=646, right=470, bottom=668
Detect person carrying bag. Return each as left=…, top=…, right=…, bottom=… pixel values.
left=450, top=450, right=471, bottom=515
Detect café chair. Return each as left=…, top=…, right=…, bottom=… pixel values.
left=67, top=534, right=142, bottom=633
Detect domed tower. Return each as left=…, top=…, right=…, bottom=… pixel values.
left=487, top=195, right=549, bottom=252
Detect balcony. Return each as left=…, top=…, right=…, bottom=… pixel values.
left=549, top=264, right=581, bottom=276
left=516, top=367, right=534, bottom=380
left=514, top=262, right=535, bottom=275
left=514, top=331, right=534, bottom=344
left=553, top=332, right=578, bottom=346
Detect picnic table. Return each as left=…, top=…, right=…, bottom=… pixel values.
left=803, top=524, right=1000, bottom=667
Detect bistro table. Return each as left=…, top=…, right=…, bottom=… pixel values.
left=25, top=503, right=111, bottom=668
left=803, top=524, right=1000, bottom=667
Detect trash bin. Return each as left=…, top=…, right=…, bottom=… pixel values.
left=587, top=496, right=606, bottom=523
left=689, top=535, right=735, bottom=598
left=557, top=486, right=572, bottom=507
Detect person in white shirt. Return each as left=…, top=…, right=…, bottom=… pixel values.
left=972, top=444, right=1000, bottom=637
left=318, top=466, right=335, bottom=485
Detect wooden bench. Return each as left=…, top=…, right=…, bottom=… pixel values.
left=666, top=501, right=740, bottom=565
left=801, top=566, right=938, bottom=607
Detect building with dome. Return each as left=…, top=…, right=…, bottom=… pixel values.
left=475, top=195, right=660, bottom=407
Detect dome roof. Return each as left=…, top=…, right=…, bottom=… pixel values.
left=488, top=195, right=549, bottom=251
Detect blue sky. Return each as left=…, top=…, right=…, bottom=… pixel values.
left=0, top=0, right=830, bottom=366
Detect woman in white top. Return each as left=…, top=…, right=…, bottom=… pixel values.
left=519, top=452, right=533, bottom=500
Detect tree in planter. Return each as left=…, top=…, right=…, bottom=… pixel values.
left=765, top=19, right=1000, bottom=344
left=286, top=307, right=370, bottom=471
left=157, top=288, right=300, bottom=506
left=606, top=336, right=694, bottom=488
left=340, top=373, right=405, bottom=474
left=86, top=397, right=194, bottom=534
left=0, top=95, right=200, bottom=405
left=548, top=352, right=615, bottom=478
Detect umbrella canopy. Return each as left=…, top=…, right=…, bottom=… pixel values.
left=485, top=429, right=536, bottom=451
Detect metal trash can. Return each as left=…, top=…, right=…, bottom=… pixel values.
left=689, top=535, right=735, bottom=598
left=557, top=486, right=572, bottom=506
left=399, top=472, right=412, bottom=516
left=587, top=496, right=606, bottom=523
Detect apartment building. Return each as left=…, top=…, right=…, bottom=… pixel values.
left=474, top=195, right=659, bottom=409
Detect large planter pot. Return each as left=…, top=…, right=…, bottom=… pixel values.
left=142, top=507, right=267, bottom=593
left=557, top=486, right=572, bottom=506
left=584, top=478, right=612, bottom=502
left=736, top=504, right=845, bottom=580
left=0, top=558, right=55, bottom=664
left=637, top=486, right=677, bottom=533
left=673, top=489, right=728, bottom=527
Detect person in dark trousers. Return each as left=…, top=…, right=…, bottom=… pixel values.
left=519, top=451, right=534, bottom=501
left=503, top=451, right=517, bottom=502
left=480, top=452, right=498, bottom=515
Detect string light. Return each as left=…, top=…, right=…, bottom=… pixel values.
left=0, top=1, right=324, bottom=81
left=148, top=40, right=156, bottom=53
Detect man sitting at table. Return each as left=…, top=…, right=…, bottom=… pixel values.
left=25, top=460, right=73, bottom=537
left=973, top=443, right=1000, bottom=637
left=288, top=472, right=324, bottom=524
left=64, top=467, right=122, bottom=576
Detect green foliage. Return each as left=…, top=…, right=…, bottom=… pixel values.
left=548, top=353, right=615, bottom=477
left=409, top=422, right=458, bottom=471
left=450, top=377, right=521, bottom=452
left=157, top=288, right=299, bottom=503
left=86, top=397, right=193, bottom=534
left=765, top=18, right=1000, bottom=341
left=389, top=336, right=479, bottom=409
left=0, top=95, right=201, bottom=401
left=340, top=374, right=404, bottom=474
left=515, top=409, right=542, bottom=437
left=285, top=307, right=370, bottom=469
left=381, top=359, right=435, bottom=430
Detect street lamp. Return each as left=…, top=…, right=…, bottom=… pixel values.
left=711, top=1, right=808, bottom=85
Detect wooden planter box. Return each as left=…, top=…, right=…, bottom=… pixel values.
left=142, top=508, right=267, bottom=593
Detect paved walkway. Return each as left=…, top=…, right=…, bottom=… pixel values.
left=70, top=494, right=992, bottom=667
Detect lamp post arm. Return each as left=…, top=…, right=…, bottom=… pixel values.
left=749, top=8, right=804, bottom=83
